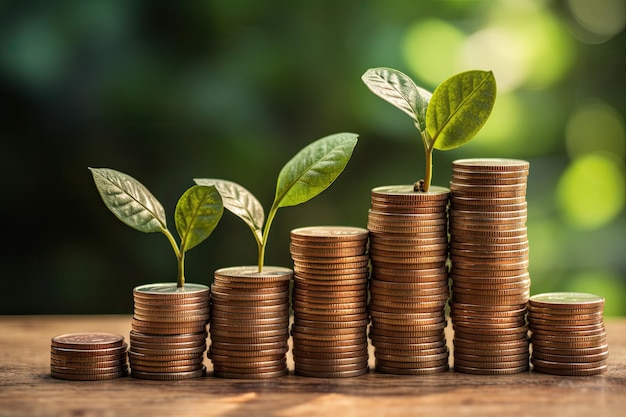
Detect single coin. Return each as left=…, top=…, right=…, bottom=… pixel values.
left=529, top=292, right=605, bottom=310
left=531, top=357, right=607, bottom=370
left=291, top=324, right=366, bottom=336
left=375, top=364, right=449, bottom=375
left=290, top=226, right=369, bottom=241
left=453, top=331, right=529, bottom=343
left=293, top=318, right=370, bottom=329
left=530, top=343, right=608, bottom=357
left=289, top=245, right=366, bottom=258
left=454, top=364, right=528, bottom=375
left=372, top=339, right=447, bottom=352
left=531, top=363, right=607, bottom=376
left=292, top=348, right=368, bottom=359
left=131, top=366, right=206, bottom=380
left=133, top=283, right=209, bottom=298
left=51, top=333, right=125, bottom=350
left=213, top=368, right=288, bottom=379
left=294, top=361, right=368, bottom=373
left=51, top=369, right=128, bottom=380
left=531, top=350, right=609, bottom=363
left=208, top=346, right=288, bottom=358
left=51, top=344, right=128, bottom=357
left=530, top=338, right=607, bottom=350
left=295, top=367, right=369, bottom=378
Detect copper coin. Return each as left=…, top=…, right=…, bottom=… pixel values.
left=295, top=367, right=369, bottom=378
left=530, top=343, right=609, bottom=356
left=295, top=312, right=369, bottom=322
left=51, top=369, right=128, bottom=380
left=213, top=368, right=288, bottom=379
left=292, top=337, right=368, bottom=348
left=291, top=324, right=366, bottom=336
left=530, top=338, right=606, bottom=350
left=453, top=331, right=529, bottom=343
left=529, top=292, right=605, bottom=310
left=290, top=225, right=369, bottom=241
left=51, top=333, right=125, bottom=350
left=51, top=344, right=128, bottom=358
left=208, top=346, right=288, bottom=358
left=375, top=357, right=449, bottom=370
left=292, top=348, right=368, bottom=360
left=375, top=364, right=449, bottom=375
left=531, top=350, right=609, bottom=363
left=531, top=363, right=607, bottom=376
left=290, top=245, right=366, bottom=258
left=208, top=340, right=288, bottom=352
left=293, top=318, right=370, bottom=329
left=372, top=339, right=447, bottom=351
left=531, top=357, right=607, bottom=370
left=291, top=254, right=370, bottom=265
left=454, top=364, right=528, bottom=375
left=131, top=366, right=206, bottom=380
left=133, top=282, right=209, bottom=298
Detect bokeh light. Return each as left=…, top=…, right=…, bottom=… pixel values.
left=567, top=0, right=626, bottom=44
left=557, top=153, right=625, bottom=229
left=566, top=100, right=625, bottom=160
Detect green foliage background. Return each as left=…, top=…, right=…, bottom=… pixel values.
left=1, top=0, right=624, bottom=315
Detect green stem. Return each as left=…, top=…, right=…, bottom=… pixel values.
left=162, top=229, right=184, bottom=287
left=421, top=130, right=433, bottom=192
left=177, top=251, right=185, bottom=288
left=424, top=146, right=433, bottom=192
left=258, top=206, right=279, bottom=273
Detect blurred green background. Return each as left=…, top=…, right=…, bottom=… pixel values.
left=1, top=0, right=624, bottom=315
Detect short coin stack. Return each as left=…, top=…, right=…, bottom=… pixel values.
left=209, top=266, right=292, bottom=379
left=449, top=158, right=531, bottom=375
left=290, top=226, right=370, bottom=378
left=50, top=332, right=128, bottom=380
left=529, top=292, right=609, bottom=376
left=129, top=283, right=209, bottom=380
left=367, top=185, right=451, bottom=375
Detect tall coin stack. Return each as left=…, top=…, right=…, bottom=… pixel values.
left=129, top=283, right=210, bottom=380
left=367, top=185, right=451, bottom=375
left=529, top=292, right=609, bottom=376
left=209, top=266, right=292, bottom=379
left=50, top=332, right=128, bottom=380
left=448, top=158, right=531, bottom=375
left=290, top=226, right=370, bottom=378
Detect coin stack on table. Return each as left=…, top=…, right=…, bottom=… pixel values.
left=129, top=283, right=210, bottom=380
left=50, top=332, right=128, bottom=380
left=209, top=266, right=292, bottom=378
left=290, top=226, right=370, bottom=378
left=367, top=185, right=451, bottom=375
left=528, top=292, right=609, bottom=376
left=448, top=158, right=531, bottom=375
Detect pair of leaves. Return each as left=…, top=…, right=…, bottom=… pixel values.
left=89, top=168, right=223, bottom=254
left=361, top=67, right=496, bottom=151
left=194, top=132, right=358, bottom=254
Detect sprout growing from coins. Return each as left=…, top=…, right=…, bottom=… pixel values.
left=361, top=67, right=497, bottom=192
left=195, top=132, right=358, bottom=273
left=89, top=168, right=224, bottom=288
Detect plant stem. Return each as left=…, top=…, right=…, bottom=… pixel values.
left=177, top=251, right=185, bottom=288
left=258, top=206, right=279, bottom=273
left=162, top=229, right=183, bottom=287
left=423, top=146, right=433, bottom=192
left=421, top=130, right=433, bottom=192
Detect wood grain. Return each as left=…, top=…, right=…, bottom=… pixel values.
left=1, top=315, right=624, bottom=417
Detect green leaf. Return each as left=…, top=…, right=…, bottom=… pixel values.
left=273, top=132, right=358, bottom=209
left=193, top=178, right=264, bottom=243
left=426, top=70, right=497, bottom=151
left=175, top=185, right=223, bottom=253
left=89, top=167, right=167, bottom=233
left=361, top=67, right=432, bottom=131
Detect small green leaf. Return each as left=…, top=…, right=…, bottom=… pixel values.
left=273, top=133, right=358, bottom=209
left=194, top=178, right=264, bottom=243
left=175, top=185, right=223, bottom=253
left=426, top=70, right=496, bottom=151
left=362, top=67, right=432, bottom=131
left=89, top=167, right=166, bottom=233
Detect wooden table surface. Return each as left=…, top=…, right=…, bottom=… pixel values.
left=1, top=315, right=624, bottom=417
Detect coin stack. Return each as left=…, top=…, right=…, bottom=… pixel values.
left=290, top=226, right=370, bottom=378
left=209, top=266, right=292, bottom=379
left=128, top=283, right=210, bottom=380
left=367, top=185, right=451, bottom=375
left=529, top=292, right=609, bottom=376
left=448, top=158, right=531, bottom=375
left=50, top=332, right=128, bottom=380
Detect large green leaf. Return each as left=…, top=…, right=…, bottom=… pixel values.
left=175, top=185, right=223, bottom=252
left=361, top=67, right=432, bottom=131
left=89, top=167, right=166, bottom=233
left=426, top=70, right=496, bottom=151
left=193, top=178, right=264, bottom=242
left=273, top=132, right=358, bottom=209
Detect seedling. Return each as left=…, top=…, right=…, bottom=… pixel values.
left=195, top=132, right=358, bottom=273
left=362, top=67, right=496, bottom=192
left=89, top=168, right=224, bottom=287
